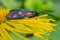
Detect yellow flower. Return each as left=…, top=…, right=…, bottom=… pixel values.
left=0, top=9, right=56, bottom=40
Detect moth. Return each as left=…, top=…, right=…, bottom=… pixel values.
left=6, top=9, right=38, bottom=20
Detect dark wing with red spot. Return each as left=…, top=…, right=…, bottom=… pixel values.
left=6, top=10, right=38, bottom=20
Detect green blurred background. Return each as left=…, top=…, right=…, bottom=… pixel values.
left=0, top=0, right=60, bottom=40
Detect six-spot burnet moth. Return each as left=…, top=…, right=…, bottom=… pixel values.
left=6, top=9, right=38, bottom=20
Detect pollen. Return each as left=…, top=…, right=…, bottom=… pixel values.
left=0, top=9, right=10, bottom=23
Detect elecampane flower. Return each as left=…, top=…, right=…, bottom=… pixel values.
left=0, top=9, right=56, bottom=40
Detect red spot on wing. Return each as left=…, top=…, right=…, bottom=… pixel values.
left=12, top=14, right=17, bottom=18
left=18, top=11, right=24, bottom=16
left=27, top=12, right=33, bottom=17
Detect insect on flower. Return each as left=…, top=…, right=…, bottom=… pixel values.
left=0, top=9, right=56, bottom=40
left=6, top=9, right=38, bottom=20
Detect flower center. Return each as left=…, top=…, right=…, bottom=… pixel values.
left=0, top=9, right=10, bottom=23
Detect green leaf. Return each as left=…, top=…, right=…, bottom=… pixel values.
left=25, top=0, right=54, bottom=12
left=47, top=0, right=60, bottom=18
left=1, top=0, right=22, bottom=9
left=0, top=5, right=5, bottom=10
left=47, top=20, right=60, bottom=40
